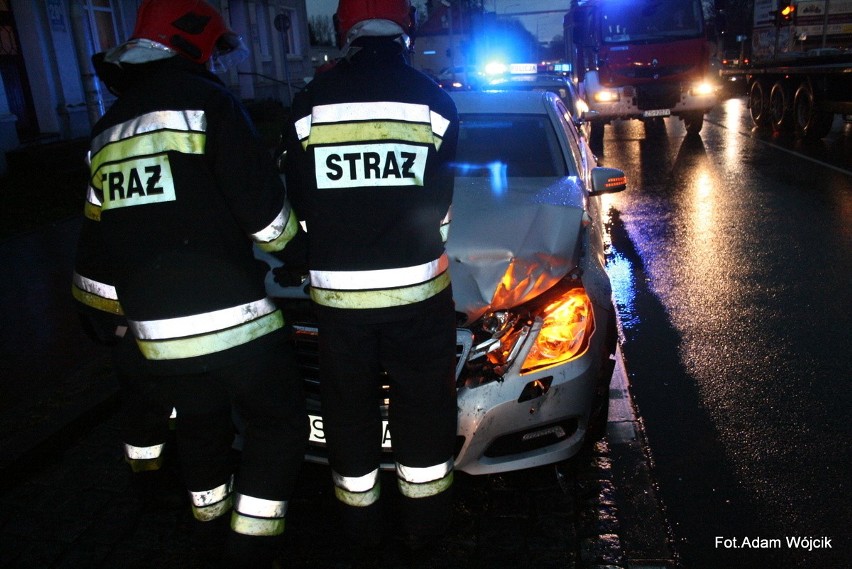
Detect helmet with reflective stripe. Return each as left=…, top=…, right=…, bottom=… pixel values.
left=335, top=0, right=416, bottom=51
left=130, top=0, right=241, bottom=64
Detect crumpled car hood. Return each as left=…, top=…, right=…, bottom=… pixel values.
left=446, top=176, right=586, bottom=323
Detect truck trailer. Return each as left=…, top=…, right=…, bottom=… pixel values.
left=564, top=0, right=718, bottom=148
left=730, top=0, right=852, bottom=139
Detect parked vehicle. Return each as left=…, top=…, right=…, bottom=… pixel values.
left=721, top=0, right=852, bottom=139
left=563, top=0, right=718, bottom=146
left=259, top=90, right=627, bottom=475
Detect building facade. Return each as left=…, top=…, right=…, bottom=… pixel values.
left=0, top=0, right=313, bottom=175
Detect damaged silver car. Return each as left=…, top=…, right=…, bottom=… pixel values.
left=260, top=90, right=627, bottom=475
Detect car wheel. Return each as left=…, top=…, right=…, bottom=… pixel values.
left=794, top=80, right=834, bottom=140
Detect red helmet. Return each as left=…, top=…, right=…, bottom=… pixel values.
left=131, top=0, right=240, bottom=64
left=335, top=0, right=415, bottom=50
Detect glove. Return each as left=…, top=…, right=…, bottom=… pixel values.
left=273, top=265, right=307, bottom=287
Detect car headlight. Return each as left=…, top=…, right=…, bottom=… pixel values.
left=521, top=288, right=594, bottom=372
left=461, top=287, right=595, bottom=385
left=593, top=89, right=619, bottom=103
left=690, top=81, right=715, bottom=97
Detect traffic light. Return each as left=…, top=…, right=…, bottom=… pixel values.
left=775, top=3, right=796, bottom=26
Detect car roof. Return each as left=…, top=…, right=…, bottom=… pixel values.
left=449, top=90, right=558, bottom=115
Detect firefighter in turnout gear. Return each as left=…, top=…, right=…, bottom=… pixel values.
left=283, top=0, right=460, bottom=558
left=72, top=1, right=307, bottom=566
left=75, top=52, right=181, bottom=509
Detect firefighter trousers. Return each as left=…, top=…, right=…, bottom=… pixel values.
left=317, top=291, right=458, bottom=547
left=141, top=332, right=308, bottom=521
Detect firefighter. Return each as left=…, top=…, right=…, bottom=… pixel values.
left=282, top=0, right=460, bottom=559
left=73, top=1, right=308, bottom=566
left=74, top=51, right=181, bottom=508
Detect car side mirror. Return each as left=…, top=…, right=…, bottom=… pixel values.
left=589, top=166, right=627, bottom=196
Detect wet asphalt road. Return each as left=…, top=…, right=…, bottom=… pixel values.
left=598, top=95, right=851, bottom=569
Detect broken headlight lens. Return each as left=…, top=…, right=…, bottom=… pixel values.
left=521, top=288, right=594, bottom=372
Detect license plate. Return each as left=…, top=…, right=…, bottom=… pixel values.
left=643, top=109, right=671, bottom=117
left=308, top=414, right=393, bottom=449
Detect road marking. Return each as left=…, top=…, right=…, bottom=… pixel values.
left=705, top=116, right=852, bottom=176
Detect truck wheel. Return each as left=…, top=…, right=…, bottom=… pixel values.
left=682, top=111, right=703, bottom=135
left=749, top=80, right=770, bottom=127
left=769, top=80, right=794, bottom=132
left=793, top=81, right=834, bottom=140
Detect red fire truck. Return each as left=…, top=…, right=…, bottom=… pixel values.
left=564, top=0, right=718, bottom=147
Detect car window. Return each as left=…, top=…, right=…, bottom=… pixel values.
left=454, top=114, right=568, bottom=178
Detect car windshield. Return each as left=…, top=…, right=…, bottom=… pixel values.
left=601, top=0, right=703, bottom=43
left=453, top=114, right=567, bottom=178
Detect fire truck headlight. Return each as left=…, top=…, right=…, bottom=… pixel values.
left=690, top=81, right=715, bottom=97
left=593, top=89, right=619, bottom=103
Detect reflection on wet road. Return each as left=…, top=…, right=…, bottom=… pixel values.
left=599, top=99, right=851, bottom=569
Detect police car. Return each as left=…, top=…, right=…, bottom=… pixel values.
left=260, top=89, right=627, bottom=475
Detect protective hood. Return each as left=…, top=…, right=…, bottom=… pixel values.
left=446, top=176, right=586, bottom=323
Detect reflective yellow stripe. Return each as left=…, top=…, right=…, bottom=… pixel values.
left=190, top=479, right=233, bottom=507
left=306, top=121, right=434, bottom=146
left=311, top=254, right=448, bottom=291
left=254, top=208, right=300, bottom=253
left=231, top=511, right=286, bottom=536
left=72, top=273, right=123, bottom=315
left=440, top=207, right=452, bottom=243
left=91, top=110, right=207, bottom=153
left=332, top=469, right=381, bottom=507
left=125, top=456, right=163, bottom=473
left=124, top=443, right=164, bottom=473
left=297, top=103, right=452, bottom=151
left=135, top=310, right=284, bottom=360
left=132, top=298, right=278, bottom=339
left=311, top=101, right=432, bottom=124
left=234, top=494, right=287, bottom=518
left=333, top=469, right=379, bottom=493
left=311, top=271, right=450, bottom=309
left=84, top=200, right=102, bottom=221
left=84, top=186, right=103, bottom=221
left=396, top=458, right=454, bottom=499
left=192, top=496, right=233, bottom=521
left=430, top=110, right=451, bottom=138
left=90, top=131, right=206, bottom=190
left=124, top=443, right=164, bottom=460
left=72, top=285, right=124, bottom=315
left=396, top=458, right=454, bottom=483
left=398, top=470, right=453, bottom=499
left=190, top=478, right=234, bottom=522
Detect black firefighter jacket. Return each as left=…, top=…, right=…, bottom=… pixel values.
left=73, top=57, right=301, bottom=374
left=284, top=38, right=459, bottom=324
